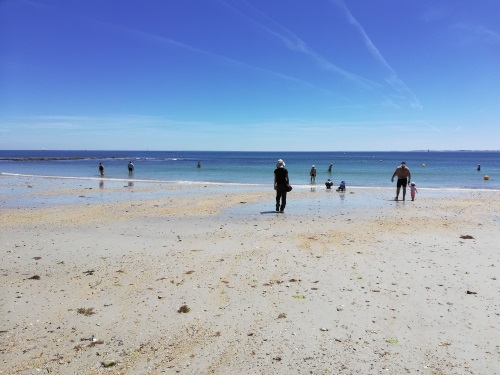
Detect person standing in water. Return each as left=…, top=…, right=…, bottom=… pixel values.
left=98, top=162, right=104, bottom=176
left=391, top=161, right=411, bottom=201
left=128, top=160, right=134, bottom=174
left=274, top=159, right=289, bottom=213
left=310, top=165, right=317, bottom=183
left=328, top=163, right=333, bottom=173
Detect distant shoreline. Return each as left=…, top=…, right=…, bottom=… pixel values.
left=1, top=149, right=500, bottom=153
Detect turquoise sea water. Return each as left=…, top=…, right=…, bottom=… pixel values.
left=1, top=150, right=499, bottom=190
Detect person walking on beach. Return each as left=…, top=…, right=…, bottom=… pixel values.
left=274, top=159, right=289, bottom=212
left=410, top=182, right=418, bottom=201
left=128, top=160, right=134, bottom=174
left=310, top=165, right=317, bottom=184
left=99, top=162, right=104, bottom=176
left=391, top=161, right=411, bottom=201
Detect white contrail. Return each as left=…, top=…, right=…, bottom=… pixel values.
left=332, top=0, right=422, bottom=109
left=220, top=0, right=380, bottom=90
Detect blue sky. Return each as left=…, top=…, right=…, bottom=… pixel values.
left=1, top=0, right=499, bottom=151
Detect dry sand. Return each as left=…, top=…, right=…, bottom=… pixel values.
left=1, top=179, right=499, bottom=374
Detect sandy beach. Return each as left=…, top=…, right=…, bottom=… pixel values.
left=1, top=178, right=499, bottom=374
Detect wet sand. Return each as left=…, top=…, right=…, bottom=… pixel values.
left=1, top=177, right=499, bottom=374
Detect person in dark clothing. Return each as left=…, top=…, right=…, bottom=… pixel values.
left=310, top=165, right=317, bottom=183
left=98, top=162, right=104, bottom=176
left=391, top=161, right=411, bottom=201
left=274, top=159, right=289, bottom=213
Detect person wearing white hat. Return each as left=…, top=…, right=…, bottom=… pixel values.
left=274, top=159, right=289, bottom=212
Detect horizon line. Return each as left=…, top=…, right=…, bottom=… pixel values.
left=1, top=149, right=499, bottom=153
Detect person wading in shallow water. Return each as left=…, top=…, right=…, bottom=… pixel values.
left=310, top=165, right=317, bottom=183
left=99, top=162, right=104, bottom=176
left=391, top=161, right=411, bottom=201
left=274, top=159, right=289, bottom=213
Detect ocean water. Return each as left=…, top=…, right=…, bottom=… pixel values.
left=1, top=150, right=499, bottom=190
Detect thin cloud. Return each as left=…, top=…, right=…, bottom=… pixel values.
left=330, top=104, right=381, bottom=110
left=94, top=21, right=318, bottom=90
left=0, top=115, right=240, bottom=133
left=381, top=98, right=401, bottom=110
left=332, top=0, right=422, bottom=109
left=20, top=0, right=317, bottom=89
left=42, top=115, right=426, bottom=133
left=475, top=26, right=500, bottom=44
left=220, top=0, right=421, bottom=109
left=245, top=118, right=430, bottom=131
left=0, top=122, right=80, bottom=131
left=219, top=0, right=379, bottom=90
left=453, top=24, right=500, bottom=45
left=424, top=123, right=442, bottom=132
left=419, top=5, right=449, bottom=23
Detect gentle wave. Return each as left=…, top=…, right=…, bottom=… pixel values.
left=2, top=172, right=499, bottom=192
left=0, top=156, right=189, bottom=162
left=0, top=172, right=266, bottom=187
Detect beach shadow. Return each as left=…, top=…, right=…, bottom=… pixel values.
left=260, top=211, right=282, bottom=214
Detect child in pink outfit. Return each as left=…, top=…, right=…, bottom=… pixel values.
left=410, top=182, right=418, bottom=201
